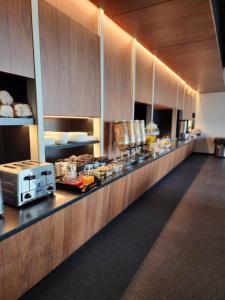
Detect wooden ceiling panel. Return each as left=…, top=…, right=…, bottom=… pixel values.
left=113, top=0, right=215, bottom=48
left=90, top=0, right=167, bottom=16
left=90, top=0, right=225, bottom=93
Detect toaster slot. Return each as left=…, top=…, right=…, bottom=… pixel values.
left=3, top=165, right=16, bottom=169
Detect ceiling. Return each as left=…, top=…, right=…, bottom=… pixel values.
left=91, top=0, right=225, bottom=93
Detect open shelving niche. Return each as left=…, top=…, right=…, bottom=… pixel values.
left=43, top=117, right=101, bottom=163
left=0, top=72, right=40, bottom=164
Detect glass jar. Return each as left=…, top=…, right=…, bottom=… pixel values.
left=114, top=121, right=130, bottom=151
left=126, top=120, right=136, bottom=148
left=146, top=122, right=160, bottom=145
left=139, top=120, right=146, bottom=145
left=134, top=120, right=142, bottom=146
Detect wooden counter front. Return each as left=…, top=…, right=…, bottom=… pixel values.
left=0, top=141, right=194, bottom=300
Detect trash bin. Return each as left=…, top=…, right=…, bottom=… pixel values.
left=214, top=138, right=225, bottom=158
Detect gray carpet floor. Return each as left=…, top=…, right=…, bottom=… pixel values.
left=21, top=154, right=213, bottom=300
left=123, top=154, right=225, bottom=300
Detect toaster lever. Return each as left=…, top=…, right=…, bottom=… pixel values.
left=24, top=175, right=36, bottom=181
left=42, top=171, right=52, bottom=176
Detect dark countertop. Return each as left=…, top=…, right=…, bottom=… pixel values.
left=0, top=139, right=195, bottom=241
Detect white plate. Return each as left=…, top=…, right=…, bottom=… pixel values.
left=69, top=135, right=98, bottom=143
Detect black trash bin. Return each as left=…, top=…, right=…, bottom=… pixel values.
left=214, top=138, right=225, bottom=158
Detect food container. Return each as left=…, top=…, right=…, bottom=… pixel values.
left=55, top=161, right=69, bottom=178
left=126, top=120, right=136, bottom=148
left=139, top=120, right=146, bottom=144
left=146, top=122, right=160, bottom=146
left=134, top=120, right=142, bottom=146
left=114, top=121, right=130, bottom=151
left=57, top=175, right=101, bottom=193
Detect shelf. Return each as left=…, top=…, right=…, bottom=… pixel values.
left=0, top=118, right=34, bottom=126
left=45, top=140, right=99, bottom=151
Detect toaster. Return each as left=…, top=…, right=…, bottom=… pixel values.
left=0, top=160, right=56, bottom=207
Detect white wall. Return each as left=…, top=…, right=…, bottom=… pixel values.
left=195, top=91, right=225, bottom=153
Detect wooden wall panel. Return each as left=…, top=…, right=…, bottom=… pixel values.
left=135, top=42, right=154, bottom=104
left=45, top=0, right=99, bottom=34
left=0, top=142, right=194, bottom=300
left=39, top=0, right=100, bottom=117
left=104, top=15, right=132, bottom=121
left=103, top=15, right=132, bottom=156
left=183, top=88, right=190, bottom=120
left=167, top=74, right=178, bottom=108
left=155, top=59, right=178, bottom=109
left=0, top=0, right=34, bottom=78
left=177, top=82, right=185, bottom=111
left=154, top=60, right=168, bottom=107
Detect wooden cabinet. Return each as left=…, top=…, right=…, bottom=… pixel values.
left=184, top=90, right=196, bottom=120
left=45, top=0, right=99, bottom=34
left=0, top=141, right=194, bottom=300
left=39, top=0, right=100, bottom=117
left=0, top=0, right=34, bottom=78
left=135, top=42, right=154, bottom=104
left=167, top=73, right=178, bottom=108
left=183, top=87, right=190, bottom=119
left=189, top=91, right=196, bottom=117
left=177, top=81, right=185, bottom=110
left=154, top=60, right=168, bottom=107
left=103, top=15, right=132, bottom=157
left=154, top=60, right=177, bottom=108
left=104, top=15, right=132, bottom=121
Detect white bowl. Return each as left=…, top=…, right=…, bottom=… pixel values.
left=44, top=136, right=55, bottom=146
left=68, top=132, right=88, bottom=142
left=45, top=131, right=69, bottom=140
left=55, top=138, right=68, bottom=145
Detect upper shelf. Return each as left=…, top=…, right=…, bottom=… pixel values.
left=45, top=140, right=99, bottom=151
left=0, top=118, right=34, bottom=126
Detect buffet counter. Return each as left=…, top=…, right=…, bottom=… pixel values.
left=0, top=139, right=195, bottom=300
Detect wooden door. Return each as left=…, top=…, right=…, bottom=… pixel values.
left=39, top=0, right=100, bottom=117
left=0, top=0, right=34, bottom=78
left=135, top=42, right=154, bottom=104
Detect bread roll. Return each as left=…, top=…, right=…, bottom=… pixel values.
left=0, top=91, right=13, bottom=105
left=0, top=105, right=14, bottom=117
left=13, top=103, right=32, bottom=117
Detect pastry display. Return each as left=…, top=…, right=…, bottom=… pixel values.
left=13, top=103, right=33, bottom=117
left=0, top=105, right=14, bottom=117
left=0, top=90, right=13, bottom=105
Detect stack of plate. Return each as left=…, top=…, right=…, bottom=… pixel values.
left=44, top=131, right=98, bottom=145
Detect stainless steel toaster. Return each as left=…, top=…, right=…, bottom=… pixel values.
left=0, top=160, right=56, bottom=207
